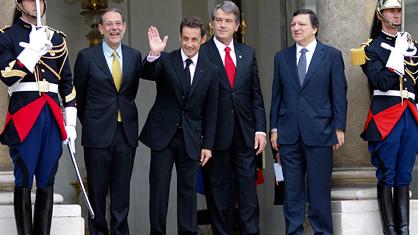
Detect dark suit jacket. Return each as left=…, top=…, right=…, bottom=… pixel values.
left=139, top=49, right=219, bottom=160
left=270, top=41, right=347, bottom=146
left=200, top=38, right=266, bottom=150
left=74, top=43, right=142, bottom=148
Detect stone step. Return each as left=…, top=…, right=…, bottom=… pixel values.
left=0, top=192, right=64, bottom=205
left=0, top=204, right=84, bottom=235
left=0, top=172, right=14, bottom=192
left=304, top=199, right=418, bottom=235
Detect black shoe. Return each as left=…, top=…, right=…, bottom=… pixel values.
left=394, top=186, right=410, bottom=235
left=377, top=183, right=397, bottom=235
left=33, top=186, right=54, bottom=235
left=14, top=187, right=33, bottom=235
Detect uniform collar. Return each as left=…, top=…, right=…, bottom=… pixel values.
left=17, top=17, right=33, bottom=30
left=381, top=30, right=397, bottom=42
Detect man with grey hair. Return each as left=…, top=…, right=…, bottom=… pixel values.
left=201, top=1, right=266, bottom=234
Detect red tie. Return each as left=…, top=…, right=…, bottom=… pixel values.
left=224, top=47, right=236, bottom=88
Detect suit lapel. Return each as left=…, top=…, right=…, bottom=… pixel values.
left=188, top=56, right=204, bottom=98
left=92, top=45, right=113, bottom=80
left=207, top=39, right=231, bottom=90
left=286, top=44, right=301, bottom=89
left=120, top=45, right=131, bottom=91
left=302, top=41, right=326, bottom=88
left=171, top=50, right=186, bottom=92
left=233, top=41, right=243, bottom=89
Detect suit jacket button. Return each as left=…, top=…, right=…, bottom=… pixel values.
left=230, top=110, right=234, bottom=113
left=182, top=96, right=185, bottom=99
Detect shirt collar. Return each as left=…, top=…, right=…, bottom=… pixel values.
left=296, top=38, right=317, bottom=54
left=180, top=49, right=199, bottom=65
left=102, top=41, right=122, bottom=59
left=213, top=36, right=235, bottom=54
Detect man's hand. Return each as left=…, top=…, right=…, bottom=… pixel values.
left=254, top=133, right=267, bottom=155
left=270, top=130, right=279, bottom=152
left=333, top=129, right=345, bottom=151
left=200, top=149, right=212, bottom=166
left=147, top=26, right=168, bottom=56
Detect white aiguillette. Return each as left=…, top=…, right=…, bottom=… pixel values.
left=274, top=163, right=284, bottom=183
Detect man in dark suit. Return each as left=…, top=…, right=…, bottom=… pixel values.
left=73, top=8, right=141, bottom=235
left=139, top=16, right=219, bottom=235
left=270, top=9, right=347, bottom=235
left=200, top=1, right=267, bottom=234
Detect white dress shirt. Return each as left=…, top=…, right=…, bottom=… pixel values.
left=102, top=41, right=123, bottom=74
left=213, top=36, right=237, bottom=66
left=180, top=49, right=198, bottom=84
left=296, top=39, right=317, bottom=73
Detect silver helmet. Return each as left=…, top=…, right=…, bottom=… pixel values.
left=376, top=0, right=402, bottom=27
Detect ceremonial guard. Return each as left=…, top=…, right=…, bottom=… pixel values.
left=353, top=0, right=418, bottom=234
left=0, top=0, right=77, bottom=234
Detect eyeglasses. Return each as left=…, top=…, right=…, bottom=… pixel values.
left=103, top=21, right=124, bottom=28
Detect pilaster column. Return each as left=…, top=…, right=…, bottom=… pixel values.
left=0, top=0, right=16, bottom=192
left=316, top=0, right=378, bottom=199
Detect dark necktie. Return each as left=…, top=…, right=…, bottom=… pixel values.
left=184, top=58, right=192, bottom=93
left=298, top=48, right=307, bottom=86
left=224, top=47, right=236, bottom=88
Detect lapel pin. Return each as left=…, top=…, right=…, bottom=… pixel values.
left=239, top=55, right=242, bottom=59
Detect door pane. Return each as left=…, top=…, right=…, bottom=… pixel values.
left=405, top=0, right=418, bottom=35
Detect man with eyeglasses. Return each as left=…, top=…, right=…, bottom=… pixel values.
left=73, top=8, right=142, bottom=235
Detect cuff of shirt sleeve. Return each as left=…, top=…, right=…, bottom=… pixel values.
left=147, top=53, right=160, bottom=62
left=255, top=131, right=266, bottom=136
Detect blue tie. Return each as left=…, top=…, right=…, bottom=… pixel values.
left=298, top=48, right=307, bottom=86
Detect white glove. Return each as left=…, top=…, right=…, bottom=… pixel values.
left=63, top=107, right=77, bottom=154
left=386, top=48, right=404, bottom=75
left=381, top=32, right=417, bottom=76
left=17, top=25, right=52, bottom=73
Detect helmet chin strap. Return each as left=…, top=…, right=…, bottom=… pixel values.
left=16, top=1, right=46, bottom=21
left=377, top=10, right=402, bottom=28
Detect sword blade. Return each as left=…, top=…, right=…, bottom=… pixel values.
left=35, top=0, right=42, bottom=27
left=67, top=144, right=95, bottom=219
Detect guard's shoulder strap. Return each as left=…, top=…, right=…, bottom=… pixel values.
left=48, top=26, right=67, bottom=38
left=350, top=38, right=373, bottom=66
left=0, top=25, right=11, bottom=33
